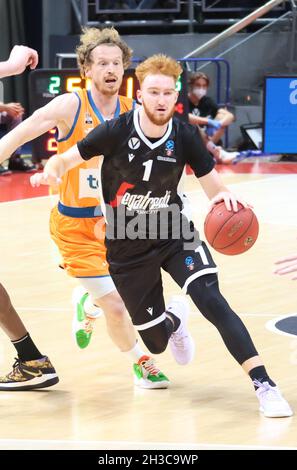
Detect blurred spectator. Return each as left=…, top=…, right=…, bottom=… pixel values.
left=0, top=102, right=35, bottom=175
left=188, top=71, right=238, bottom=164
left=188, top=71, right=234, bottom=144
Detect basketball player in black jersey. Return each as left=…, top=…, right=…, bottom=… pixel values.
left=32, top=54, right=293, bottom=418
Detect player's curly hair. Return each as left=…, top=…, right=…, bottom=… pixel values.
left=76, top=27, right=133, bottom=77
left=135, top=54, right=182, bottom=86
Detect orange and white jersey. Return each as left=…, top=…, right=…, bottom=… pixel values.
left=57, top=89, right=134, bottom=209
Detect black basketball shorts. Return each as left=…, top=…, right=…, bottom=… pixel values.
left=106, top=236, right=218, bottom=332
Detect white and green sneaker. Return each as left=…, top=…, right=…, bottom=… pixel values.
left=72, top=287, right=103, bottom=349
left=133, top=355, right=170, bottom=389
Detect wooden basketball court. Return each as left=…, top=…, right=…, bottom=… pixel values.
left=0, top=166, right=296, bottom=450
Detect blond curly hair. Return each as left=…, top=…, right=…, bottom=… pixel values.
left=76, top=27, right=133, bottom=77
left=135, top=54, right=182, bottom=86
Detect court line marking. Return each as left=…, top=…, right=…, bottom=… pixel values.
left=0, top=174, right=292, bottom=206
left=266, top=313, right=297, bottom=338
left=187, top=174, right=293, bottom=195
left=0, top=438, right=295, bottom=450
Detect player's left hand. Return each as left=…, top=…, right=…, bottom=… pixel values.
left=209, top=191, right=252, bottom=212
left=30, top=171, right=61, bottom=187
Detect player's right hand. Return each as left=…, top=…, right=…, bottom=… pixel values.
left=30, top=171, right=61, bottom=187
left=8, top=45, right=39, bottom=75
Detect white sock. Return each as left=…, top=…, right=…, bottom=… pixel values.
left=84, top=295, right=103, bottom=318
left=123, top=341, right=146, bottom=363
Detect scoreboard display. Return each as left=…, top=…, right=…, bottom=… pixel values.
left=29, top=67, right=189, bottom=161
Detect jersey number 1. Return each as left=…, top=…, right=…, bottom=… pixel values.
left=142, top=160, right=153, bottom=181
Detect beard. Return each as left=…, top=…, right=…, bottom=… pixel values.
left=94, top=80, right=120, bottom=97
left=142, top=100, right=176, bottom=126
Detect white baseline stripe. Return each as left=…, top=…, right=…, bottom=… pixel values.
left=0, top=438, right=295, bottom=450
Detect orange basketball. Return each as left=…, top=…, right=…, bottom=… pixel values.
left=204, top=202, right=259, bottom=255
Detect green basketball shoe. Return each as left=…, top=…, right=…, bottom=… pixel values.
left=133, top=355, right=170, bottom=389
left=72, top=287, right=103, bottom=349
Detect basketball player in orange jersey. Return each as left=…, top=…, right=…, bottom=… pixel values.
left=0, top=46, right=59, bottom=390
left=0, top=28, right=173, bottom=390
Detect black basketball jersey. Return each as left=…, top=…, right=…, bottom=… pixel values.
left=77, top=108, right=214, bottom=238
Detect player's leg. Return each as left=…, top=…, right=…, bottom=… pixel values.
left=107, top=239, right=194, bottom=366
left=188, top=275, right=292, bottom=417
left=91, top=272, right=170, bottom=388
left=81, top=274, right=170, bottom=389
left=97, top=288, right=171, bottom=389
left=50, top=210, right=167, bottom=387
left=50, top=208, right=103, bottom=349
left=164, top=239, right=292, bottom=417
left=0, top=283, right=58, bottom=390
left=77, top=275, right=135, bottom=351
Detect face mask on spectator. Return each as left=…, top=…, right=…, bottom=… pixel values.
left=192, top=87, right=207, bottom=98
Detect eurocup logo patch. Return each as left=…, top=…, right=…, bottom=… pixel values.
left=165, top=140, right=174, bottom=156
left=185, top=256, right=195, bottom=271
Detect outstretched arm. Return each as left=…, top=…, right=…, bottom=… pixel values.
left=0, top=92, right=78, bottom=164
left=274, top=254, right=297, bottom=280
left=0, top=45, right=38, bottom=78
left=198, top=168, right=250, bottom=212
left=30, top=145, right=85, bottom=187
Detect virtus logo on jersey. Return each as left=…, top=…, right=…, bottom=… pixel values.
left=128, top=137, right=140, bottom=150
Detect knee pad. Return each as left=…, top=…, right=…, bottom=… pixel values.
left=138, top=323, right=168, bottom=355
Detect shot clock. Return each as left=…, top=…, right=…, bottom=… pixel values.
left=29, top=67, right=188, bottom=161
